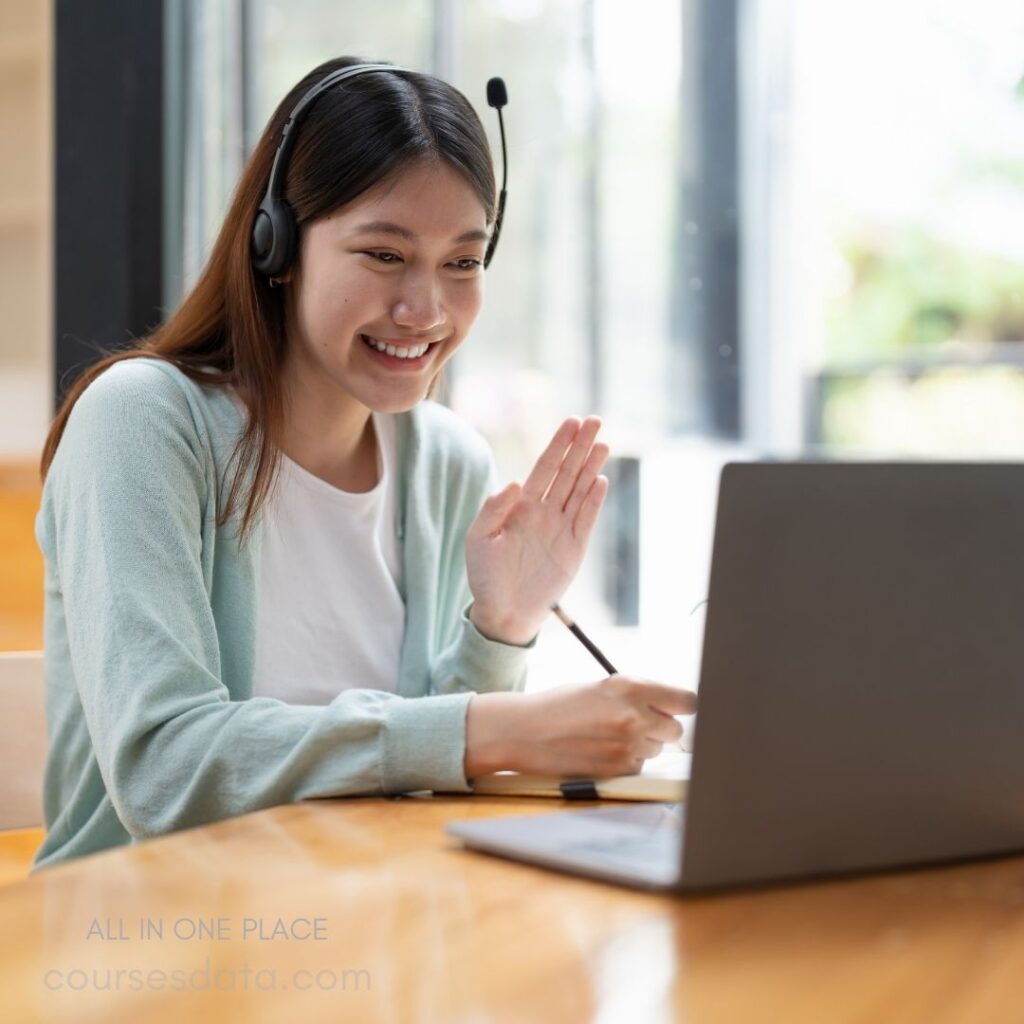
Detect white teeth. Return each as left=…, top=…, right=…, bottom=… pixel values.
left=362, top=335, right=430, bottom=359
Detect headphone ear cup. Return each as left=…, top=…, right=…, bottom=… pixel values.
left=251, top=207, right=275, bottom=275
left=251, top=200, right=297, bottom=278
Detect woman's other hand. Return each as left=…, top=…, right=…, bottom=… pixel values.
left=464, top=676, right=698, bottom=779
left=465, top=416, right=609, bottom=646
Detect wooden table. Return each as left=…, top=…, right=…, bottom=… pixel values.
left=5, top=795, right=1024, bottom=1023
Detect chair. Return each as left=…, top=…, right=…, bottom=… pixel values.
left=0, top=651, right=46, bottom=882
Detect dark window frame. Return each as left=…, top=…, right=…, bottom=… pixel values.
left=54, top=0, right=165, bottom=404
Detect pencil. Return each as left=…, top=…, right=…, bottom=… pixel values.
left=550, top=604, right=618, bottom=675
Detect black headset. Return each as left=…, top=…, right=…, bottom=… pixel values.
left=251, top=63, right=509, bottom=280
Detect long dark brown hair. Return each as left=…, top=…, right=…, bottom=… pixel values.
left=40, top=56, right=497, bottom=544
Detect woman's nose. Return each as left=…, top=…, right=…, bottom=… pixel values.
left=391, top=275, right=446, bottom=332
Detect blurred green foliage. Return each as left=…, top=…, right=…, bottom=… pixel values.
left=826, top=227, right=1024, bottom=364
left=821, top=365, right=1024, bottom=454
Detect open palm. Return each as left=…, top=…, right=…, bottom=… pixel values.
left=466, top=416, right=610, bottom=646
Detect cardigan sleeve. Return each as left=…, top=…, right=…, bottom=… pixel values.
left=42, top=362, right=477, bottom=841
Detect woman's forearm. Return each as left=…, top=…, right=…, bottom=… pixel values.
left=464, top=691, right=529, bottom=777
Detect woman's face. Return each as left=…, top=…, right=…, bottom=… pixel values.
left=283, top=158, right=490, bottom=414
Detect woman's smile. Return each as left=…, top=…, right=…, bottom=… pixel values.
left=358, top=332, right=444, bottom=370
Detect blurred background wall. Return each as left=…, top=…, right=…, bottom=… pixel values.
left=0, top=0, right=50, bottom=458
left=0, top=0, right=50, bottom=650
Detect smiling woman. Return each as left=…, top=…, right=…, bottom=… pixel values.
left=30, top=57, right=693, bottom=872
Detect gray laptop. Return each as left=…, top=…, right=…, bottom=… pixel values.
left=446, top=462, right=1024, bottom=892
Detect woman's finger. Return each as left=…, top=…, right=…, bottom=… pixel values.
left=544, top=416, right=603, bottom=511
left=562, top=440, right=609, bottom=522
left=632, top=682, right=699, bottom=717
left=635, top=737, right=664, bottom=761
left=644, top=711, right=685, bottom=744
left=520, top=418, right=580, bottom=500
left=468, top=481, right=521, bottom=540
left=571, top=474, right=608, bottom=541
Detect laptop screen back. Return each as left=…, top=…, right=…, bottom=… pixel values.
left=681, top=462, right=1024, bottom=890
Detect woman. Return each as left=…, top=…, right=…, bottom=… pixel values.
left=31, top=57, right=695, bottom=871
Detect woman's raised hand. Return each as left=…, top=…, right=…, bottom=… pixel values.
left=465, top=416, right=609, bottom=646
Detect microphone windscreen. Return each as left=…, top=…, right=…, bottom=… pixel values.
left=486, top=77, right=508, bottom=108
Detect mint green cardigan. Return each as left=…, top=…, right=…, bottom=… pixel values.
left=31, top=358, right=533, bottom=872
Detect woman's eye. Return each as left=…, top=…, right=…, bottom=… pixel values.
left=359, top=251, right=480, bottom=271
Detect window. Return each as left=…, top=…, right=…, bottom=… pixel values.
left=755, top=0, right=1024, bottom=457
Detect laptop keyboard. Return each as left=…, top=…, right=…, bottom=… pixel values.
left=557, top=804, right=685, bottom=873
left=447, top=802, right=686, bottom=887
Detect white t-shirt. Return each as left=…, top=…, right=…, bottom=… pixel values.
left=248, top=409, right=407, bottom=705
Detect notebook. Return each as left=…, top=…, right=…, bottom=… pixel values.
left=465, top=747, right=691, bottom=802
